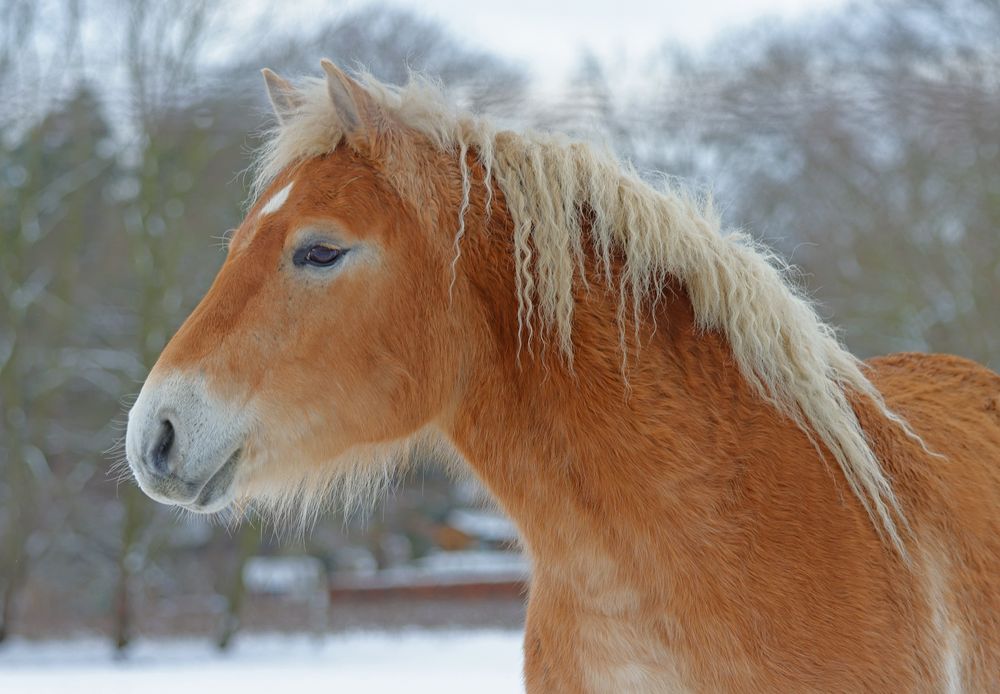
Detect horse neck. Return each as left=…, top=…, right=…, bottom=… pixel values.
left=445, top=200, right=781, bottom=584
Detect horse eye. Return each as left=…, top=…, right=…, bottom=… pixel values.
left=296, top=244, right=344, bottom=268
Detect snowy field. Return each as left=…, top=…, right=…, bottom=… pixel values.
left=0, top=630, right=524, bottom=693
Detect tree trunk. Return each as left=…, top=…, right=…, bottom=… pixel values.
left=113, top=485, right=145, bottom=653
left=216, top=523, right=259, bottom=650
left=0, top=534, right=26, bottom=644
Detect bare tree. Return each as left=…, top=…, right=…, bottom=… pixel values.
left=610, top=0, right=1000, bottom=366
left=226, top=4, right=528, bottom=114
left=0, top=0, right=100, bottom=643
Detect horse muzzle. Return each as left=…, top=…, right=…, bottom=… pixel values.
left=125, top=371, right=249, bottom=513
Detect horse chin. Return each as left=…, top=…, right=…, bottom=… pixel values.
left=178, top=447, right=244, bottom=514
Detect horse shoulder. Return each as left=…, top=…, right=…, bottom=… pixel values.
left=865, top=351, right=1000, bottom=692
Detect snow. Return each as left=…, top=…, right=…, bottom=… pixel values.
left=447, top=509, right=519, bottom=543
left=0, top=630, right=525, bottom=693
left=331, top=551, right=529, bottom=590
left=243, top=555, right=325, bottom=596
left=416, top=550, right=528, bottom=581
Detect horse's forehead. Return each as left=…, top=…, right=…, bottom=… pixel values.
left=258, top=181, right=295, bottom=217
left=235, top=153, right=405, bottom=256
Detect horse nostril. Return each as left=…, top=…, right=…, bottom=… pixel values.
left=152, top=419, right=175, bottom=473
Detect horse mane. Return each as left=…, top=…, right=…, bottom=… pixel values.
left=249, top=69, right=918, bottom=554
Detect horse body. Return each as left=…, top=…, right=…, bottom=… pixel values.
left=452, top=211, right=1000, bottom=690
left=124, top=62, right=999, bottom=692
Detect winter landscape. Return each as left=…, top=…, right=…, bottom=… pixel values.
left=1, top=0, right=997, bottom=690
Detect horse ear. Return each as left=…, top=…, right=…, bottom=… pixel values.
left=320, top=59, right=381, bottom=150
left=261, top=68, right=301, bottom=124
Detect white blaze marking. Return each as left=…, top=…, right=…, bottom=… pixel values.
left=260, top=181, right=294, bottom=216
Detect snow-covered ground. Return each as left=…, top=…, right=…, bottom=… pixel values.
left=0, top=630, right=524, bottom=693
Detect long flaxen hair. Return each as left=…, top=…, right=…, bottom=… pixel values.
left=250, top=65, right=920, bottom=553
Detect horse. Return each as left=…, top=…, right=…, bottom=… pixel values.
left=124, top=60, right=1000, bottom=692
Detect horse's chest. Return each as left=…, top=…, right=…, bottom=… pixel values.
left=526, top=551, right=693, bottom=692
left=574, top=614, right=691, bottom=694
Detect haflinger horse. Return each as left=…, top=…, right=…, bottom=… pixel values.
left=125, top=60, right=1000, bottom=692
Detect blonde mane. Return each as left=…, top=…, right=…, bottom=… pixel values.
left=250, top=69, right=918, bottom=554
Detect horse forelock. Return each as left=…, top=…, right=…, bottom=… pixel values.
left=248, top=67, right=922, bottom=554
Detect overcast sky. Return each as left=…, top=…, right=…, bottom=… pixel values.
left=254, top=0, right=849, bottom=86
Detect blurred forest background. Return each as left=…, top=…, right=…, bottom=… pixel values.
left=1, top=0, right=997, bottom=652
